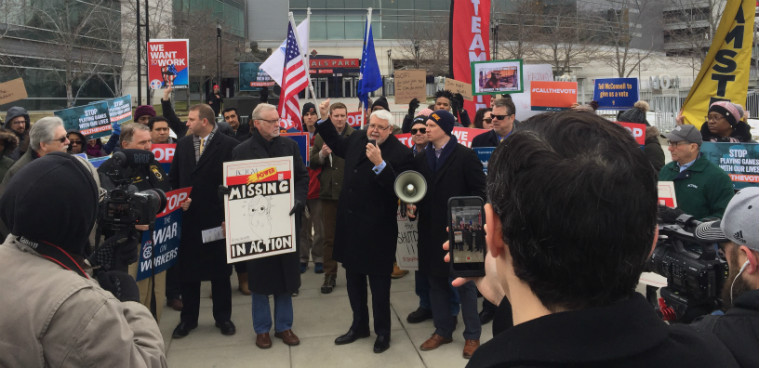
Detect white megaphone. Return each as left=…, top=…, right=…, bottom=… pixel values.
left=394, top=170, right=427, bottom=204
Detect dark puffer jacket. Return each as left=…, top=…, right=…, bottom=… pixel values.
left=0, top=129, right=19, bottom=180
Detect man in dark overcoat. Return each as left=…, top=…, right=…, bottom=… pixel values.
left=409, top=110, right=486, bottom=359
left=170, top=103, right=238, bottom=338
left=231, top=103, right=308, bottom=349
left=315, top=105, right=413, bottom=354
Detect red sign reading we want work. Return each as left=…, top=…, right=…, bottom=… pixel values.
left=147, top=39, right=189, bottom=89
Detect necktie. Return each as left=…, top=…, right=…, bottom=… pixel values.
left=199, top=137, right=205, bottom=155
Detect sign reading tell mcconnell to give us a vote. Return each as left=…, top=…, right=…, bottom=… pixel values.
left=223, top=157, right=297, bottom=263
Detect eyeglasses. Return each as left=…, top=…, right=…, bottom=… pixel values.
left=667, top=141, right=691, bottom=147
left=482, top=118, right=493, bottom=123
left=52, top=136, right=67, bottom=143
left=69, top=140, right=83, bottom=145
left=368, top=124, right=389, bottom=131
left=411, top=128, right=426, bottom=135
left=705, top=115, right=725, bottom=122
left=492, top=114, right=510, bottom=120
left=258, top=118, right=280, bottom=125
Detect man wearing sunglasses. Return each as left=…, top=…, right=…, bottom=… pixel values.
left=472, top=98, right=516, bottom=148
left=1, top=117, right=69, bottom=186
left=658, top=124, right=734, bottom=220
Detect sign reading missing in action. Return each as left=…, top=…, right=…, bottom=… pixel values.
left=223, top=157, right=297, bottom=263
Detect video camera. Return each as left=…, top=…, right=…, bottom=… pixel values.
left=98, top=149, right=167, bottom=234
left=645, top=206, right=728, bottom=323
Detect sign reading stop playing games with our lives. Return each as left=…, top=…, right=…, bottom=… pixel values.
left=223, top=157, right=297, bottom=263
left=136, top=187, right=190, bottom=281
left=54, top=102, right=112, bottom=139
left=147, top=39, right=189, bottom=89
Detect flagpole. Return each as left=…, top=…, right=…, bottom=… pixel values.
left=304, top=7, right=318, bottom=103
left=360, top=7, right=373, bottom=129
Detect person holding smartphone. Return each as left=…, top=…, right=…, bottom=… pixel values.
left=450, top=111, right=739, bottom=368
left=407, top=110, right=486, bottom=359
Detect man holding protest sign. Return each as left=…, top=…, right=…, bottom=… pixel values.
left=231, top=103, right=308, bottom=349
left=170, top=104, right=238, bottom=339
left=98, top=123, right=172, bottom=321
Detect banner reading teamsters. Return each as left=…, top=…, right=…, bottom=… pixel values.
left=450, top=0, right=491, bottom=121
left=680, top=0, right=756, bottom=129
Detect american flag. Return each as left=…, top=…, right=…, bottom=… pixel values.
left=277, top=21, right=308, bottom=132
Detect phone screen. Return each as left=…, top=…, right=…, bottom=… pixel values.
left=448, top=197, right=486, bottom=277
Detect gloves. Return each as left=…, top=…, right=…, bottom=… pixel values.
left=89, top=230, right=140, bottom=271
left=112, top=122, right=122, bottom=135
left=218, top=184, right=231, bottom=202
left=97, top=271, right=140, bottom=302
left=289, top=200, right=305, bottom=216
left=407, top=98, right=420, bottom=117
left=452, top=93, right=464, bottom=114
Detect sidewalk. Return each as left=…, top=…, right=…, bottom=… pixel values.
left=158, top=265, right=493, bottom=368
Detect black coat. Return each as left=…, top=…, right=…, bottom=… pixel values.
left=316, top=119, right=414, bottom=275
left=169, top=131, right=237, bottom=281
left=231, top=130, right=308, bottom=295
left=415, top=141, right=485, bottom=277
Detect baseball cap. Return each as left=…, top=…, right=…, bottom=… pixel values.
left=665, top=124, right=702, bottom=146
left=694, top=187, right=758, bottom=251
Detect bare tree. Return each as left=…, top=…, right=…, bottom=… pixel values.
left=396, top=17, right=449, bottom=76
left=27, top=0, right=121, bottom=107
left=494, top=0, right=544, bottom=61
left=662, top=0, right=726, bottom=76
left=596, top=0, right=659, bottom=77
left=530, top=6, right=602, bottom=76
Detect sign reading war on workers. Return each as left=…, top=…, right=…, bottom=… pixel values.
left=223, top=157, right=297, bottom=263
left=700, top=142, right=759, bottom=189
left=593, top=77, right=639, bottom=110
left=54, top=101, right=112, bottom=139
left=136, top=187, right=191, bottom=281
left=147, top=39, right=189, bottom=89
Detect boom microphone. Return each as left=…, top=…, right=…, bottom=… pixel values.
left=394, top=170, right=427, bottom=204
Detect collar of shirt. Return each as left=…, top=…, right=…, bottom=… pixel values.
left=678, top=154, right=699, bottom=172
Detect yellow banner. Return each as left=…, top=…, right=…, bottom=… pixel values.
left=680, top=0, right=756, bottom=129
left=247, top=167, right=277, bottom=184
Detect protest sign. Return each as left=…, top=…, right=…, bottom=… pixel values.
left=152, top=143, right=176, bottom=173
left=395, top=132, right=414, bottom=148
left=593, top=78, right=639, bottom=110
left=147, top=39, right=190, bottom=89
left=346, top=110, right=364, bottom=128
left=614, top=121, right=646, bottom=145
left=511, top=64, right=553, bottom=122
left=54, top=102, right=112, bottom=139
left=452, top=127, right=488, bottom=148
left=700, top=142, right=759, bottom=189
left=136, top=187, right=190, bottom=281
left=239, top=62, right=275, bottom=91
left=396, top=207, right=418, bottom=270
left=472, top=59, right=523, bottom=95
left=282, top=132, right=310, bottom=167
left=223, top=157, right=297, bottom=263
left=88, top=156, right=110, bottom=168
left=657, top=181, right=678, bottom=208
left=473, top=147, right=495, bottom=173
left=394, top=69, right=427, bottom=104
left=104, top=95, right=132, bottom=125
left=445, top=78, right=473, bottom=100
left=530, top=81, right=577, bottom=111
left=0, top=78, right=27, bottom=106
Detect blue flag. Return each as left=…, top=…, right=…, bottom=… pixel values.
left=358, top=16, right=382, bottom=109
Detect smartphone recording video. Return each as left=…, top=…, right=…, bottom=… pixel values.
left=448, top=196, right=486, bottom=277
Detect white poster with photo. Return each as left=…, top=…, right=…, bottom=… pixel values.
left=223, top=157, right=296, bottom=263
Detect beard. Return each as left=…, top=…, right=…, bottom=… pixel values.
left=720, top=257, right=752, bottom=310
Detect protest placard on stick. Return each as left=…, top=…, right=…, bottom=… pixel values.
left=394, top=70, right=427, bottom=104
